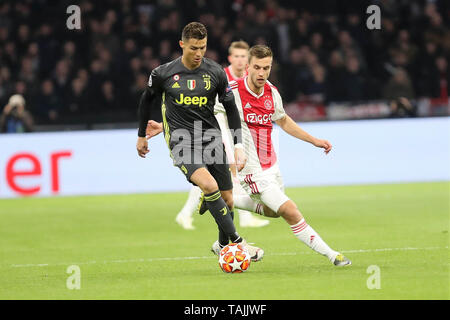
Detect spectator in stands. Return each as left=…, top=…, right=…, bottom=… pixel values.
left=325, top=50, right=346, bottom=102
left=390, top=97, right=417, bottom=118
left=65, top=77, right=89, bottom=118
left=341, top=55, right=366, bottom=102
left=415, top=41, right=439, bottom=97
left=0, top=66, right=12, bottom=106
left=432, top=56, right=449, bottom=101
left=36, top=79, right=60, bottom=123
left=0, top=94, right=34, bottom=133
left=337, top=30, right=366, bottom=71
left=291, top=18, right=310, bottom=48
left=52, top=59, right=71, bottom=106
left=99, top=80, right=120, bottom=112
left=309, top=32, right=327, bottom=65
left=305, top=64, right=326, bottom=102
left=0, top=0, right=448, bottom=125
left=382, top=68, right=415, bottom=101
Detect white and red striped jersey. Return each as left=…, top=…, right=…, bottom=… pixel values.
left=215, top=66, right=248, bottom=114
left=230, top=77, right=286, bottom=175
left=224, top=66, right=248, bottom=82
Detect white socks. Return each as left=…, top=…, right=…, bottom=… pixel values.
left=233, top=194, right=264, bottom=215
left=290, top=219, right=338, bottom=262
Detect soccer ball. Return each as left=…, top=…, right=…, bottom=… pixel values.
left=218, top=243, right=251, bottom=273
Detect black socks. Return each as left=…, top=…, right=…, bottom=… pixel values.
left=204, top=190, right=241, bottom=245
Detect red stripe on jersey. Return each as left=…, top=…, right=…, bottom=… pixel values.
left=224, top=66, right=234, bottom=81
left=224, top=66, right=247, bottom=82
left=237, top=78, right=277, bottom=170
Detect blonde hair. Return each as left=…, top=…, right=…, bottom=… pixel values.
left=228, top=40, right=250, bottom=55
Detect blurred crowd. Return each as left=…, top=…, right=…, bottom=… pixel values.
left=0, top=0, right=449, bottom=128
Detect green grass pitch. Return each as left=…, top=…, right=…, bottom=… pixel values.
left=0, top=182, right=448, bottom=300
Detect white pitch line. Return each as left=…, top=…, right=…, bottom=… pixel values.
left=8, top=246, right=448, bottom=268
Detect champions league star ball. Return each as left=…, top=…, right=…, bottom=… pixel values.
left=218, top=243, right=251, bottom=273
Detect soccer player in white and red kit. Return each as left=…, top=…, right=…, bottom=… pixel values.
left=174, top=41, right=269, bottom=229
left=222, top=45, right=351, bottom=266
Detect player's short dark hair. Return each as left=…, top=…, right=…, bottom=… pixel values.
left=182, top=22, right=207, bottom=41
left=248, top=45, right=273, bottom=62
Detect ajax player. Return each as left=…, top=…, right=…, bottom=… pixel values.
left=209, top=45, right=351, bottom=266
left=147, top=44, right=351, bottom=266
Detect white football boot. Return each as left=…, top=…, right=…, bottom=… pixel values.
left=211, top=239, right=264, bottom=262
left=333, top=253, right=352, bottom=266
left=175, top=213, right=195, bottom=230
left=239, top=211, right=270, bottom=228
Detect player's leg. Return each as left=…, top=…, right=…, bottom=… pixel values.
left=175, top=186, right=202, bottom=230
left=207, top=159, right=264, bottom=262
left=234, top=171, right=276, bottom=217
left=216, top=111, right=268, bottom=228
left=172, top=145, right=242, bottom=246
left=260, top=185, right=351, bottom=266
left=189, top=167, right=242, bottom=245
left=233, top=191, right=271, bottom=216
left=232, top=173, right=269, bottom=227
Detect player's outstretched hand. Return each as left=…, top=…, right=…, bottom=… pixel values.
left=234, top=147, right=247, bottom=172
left=313, top=138, right=332, bottom=154
left=136, top=137, right=150, bottom=158
left=146, top=120, right=163, bottom=140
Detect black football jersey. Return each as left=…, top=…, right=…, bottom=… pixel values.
left=148, top=57, right=234, bottom=148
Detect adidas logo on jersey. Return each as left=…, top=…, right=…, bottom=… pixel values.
left=172, top=82, right=180, bottom=88
left=244, top=103, right=252, bottom=109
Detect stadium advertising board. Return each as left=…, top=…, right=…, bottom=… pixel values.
left=0, top=117, right=448, bottom=198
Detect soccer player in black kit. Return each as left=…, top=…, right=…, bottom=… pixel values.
left=136, top=22, right=264, bottom=261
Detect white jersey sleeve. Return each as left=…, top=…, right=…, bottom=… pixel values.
left=271, top=85, right=286, bottom=121
left=214, top=95, right=226, bottom=115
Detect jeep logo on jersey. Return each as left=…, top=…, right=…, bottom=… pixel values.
left=175, top=93, right=208, bottom=107
left=187, top=80, right=196, bottom=90
left=246, top=113, right=272, bottom=124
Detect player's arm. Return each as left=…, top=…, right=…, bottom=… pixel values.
left=217, top=73, right=246, bottom=171
left=137, top=69, right=162, bottom=158
left=146, top=120, right=163, bottom=139
left=275, top=115, right=332, bottom=154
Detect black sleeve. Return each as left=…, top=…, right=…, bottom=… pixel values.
left=137, top=68, right=163, bottom=137
left=223, top=99, right=242, bottom=145
left=137, top=88, right=157, bottom=137
left=217, top=69, right=242, bottom=145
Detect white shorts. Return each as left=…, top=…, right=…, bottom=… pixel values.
left=239, top=164, right=290, bottom=213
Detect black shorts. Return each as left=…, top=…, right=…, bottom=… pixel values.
left=170, top=144, right=233, bottom=191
